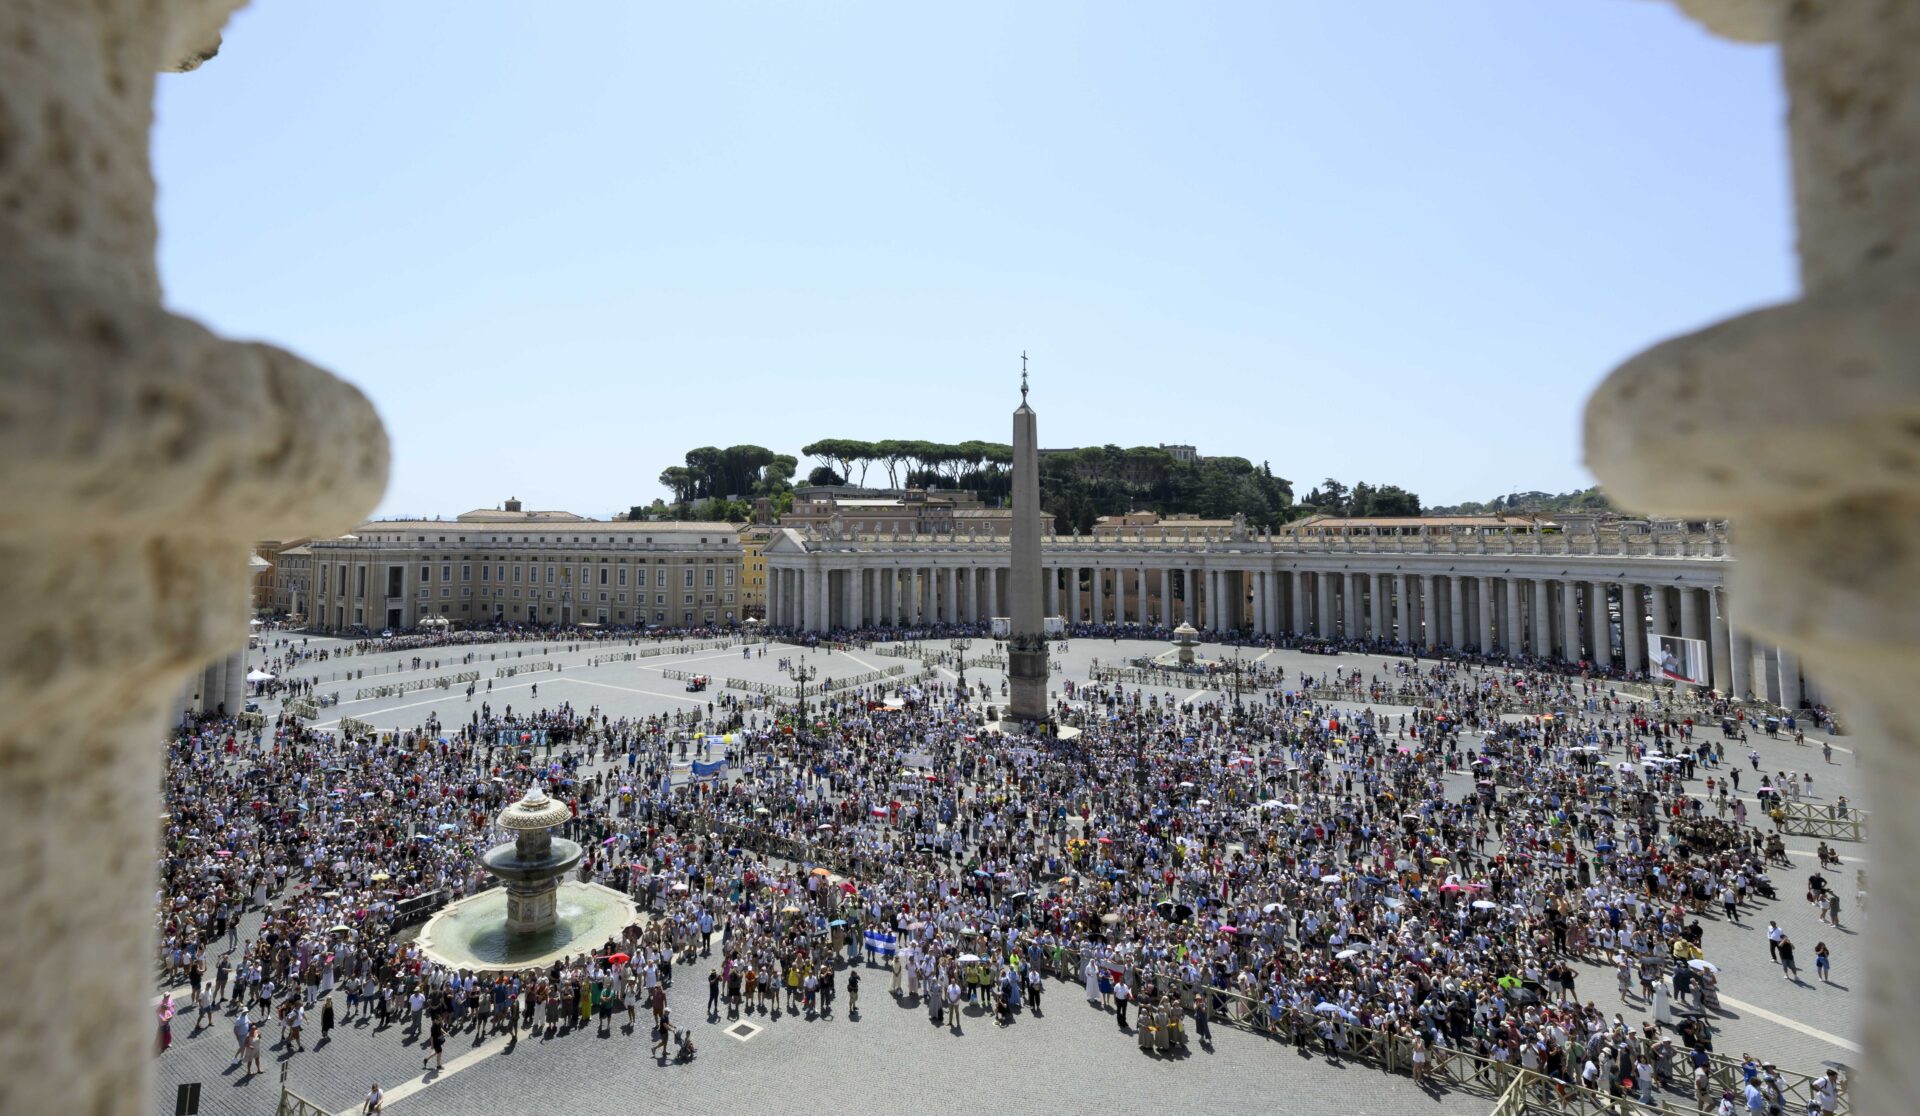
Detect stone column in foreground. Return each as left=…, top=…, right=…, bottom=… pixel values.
left=0, top=4, right=389, bottom=1114
left=1586, top=4, right=1917, bottom=1108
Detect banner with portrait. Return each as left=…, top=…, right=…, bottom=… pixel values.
left=1650, top=633, right=1709, bottom=685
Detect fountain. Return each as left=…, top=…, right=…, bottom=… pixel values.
left=1172, top=622, right=1200, bottom=667
left=415, top=784, right=639, bottom=972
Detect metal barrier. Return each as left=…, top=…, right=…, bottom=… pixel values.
left=276, top=1088, right=331, bottom=1116
left=1774, top=799, right=1868, bottom=842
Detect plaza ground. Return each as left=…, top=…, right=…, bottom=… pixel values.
left=152, top=634, right=1868, bottom=1115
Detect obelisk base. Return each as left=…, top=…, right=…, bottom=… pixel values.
left=1008, top=647, right=1049, bottom=724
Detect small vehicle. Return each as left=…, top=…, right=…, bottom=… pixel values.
left=685, top=675, right=709, bottom=693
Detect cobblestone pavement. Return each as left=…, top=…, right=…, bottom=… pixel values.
left=155, top=634, right=1867, bottom=1113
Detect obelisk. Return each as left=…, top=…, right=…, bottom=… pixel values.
left=1007, top=359, right=1049, bottom=724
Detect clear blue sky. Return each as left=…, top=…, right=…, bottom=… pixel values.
left=153, top=1, right=1793, bottom=519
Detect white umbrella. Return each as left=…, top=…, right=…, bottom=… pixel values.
left=1335, top=948, right=1361, bottom=959
left=1262, top=902, right=1284, bottom=914
left=1320, top=874, right=1343, bottom=884
left=246, top=669, right=274, bottom=682
left=1687, top=958, right=1719, bottom=972
left=1471, top=899, right=1498, bottom=910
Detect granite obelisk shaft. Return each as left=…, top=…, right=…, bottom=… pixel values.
left=1008, top=392, right=1048, bottom=722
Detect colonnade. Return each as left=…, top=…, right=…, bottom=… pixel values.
left=765, top=552, right=1815, bottom=704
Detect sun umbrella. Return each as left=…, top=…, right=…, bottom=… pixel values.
left=607, top=952, right=630, bottom=965
left=320, top=890, right=341, bottom=899
left=1687, top=959, right=1719, bottom=972
left=1262, top=902, right=1284, bottom=914
left=328, top=924, right=350, bottom=933
left=781, top=905, right=801, bottom=914
left=1428, top=856, right=1449, bottom=866
left=1471, top=899, right=1498, bottom=910
left=1335, top=949, right=1361, bottom=960
left=811, top=867, right=831, bottom=876
left=829, top=919, right=847, bottom=927
left=957, top=954, right=983, bottom=964
left=1320, top=874, right=1342, bottom=884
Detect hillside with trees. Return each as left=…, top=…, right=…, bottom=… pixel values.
left=636, top=445, right=796, bottom=522
left=1424, top=487, right=1614, bottom=516
left=637, top=438, right=1467, bottom=531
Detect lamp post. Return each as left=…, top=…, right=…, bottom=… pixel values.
left=793, top=662, right=817, bottom=724
left=951, top=637, right=970, bottom=699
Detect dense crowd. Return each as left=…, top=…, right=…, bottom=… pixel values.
left=154, top=634, right=1847, bottom=1113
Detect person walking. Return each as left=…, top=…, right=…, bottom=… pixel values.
left=1814, top=942, right=1831, bottom=983
left=1765, top=921, right=1782, bottom=962
left=847, top=970, right=860, bottom=1015
left=1778, top=935, right=1799, bottom=982
left=1114, top=977, right=1132, bottom=1030
left=242, top=1022, right=263, bottom=1077
left=1193, top=991, right=1212, bottom=1046
left=422, top=1016, right=444, bottom=1070
left=362, top=1083, right=384, bottom=1115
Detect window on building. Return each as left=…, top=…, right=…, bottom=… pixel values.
left=442, top=564, right=452, bottom=582
left=600, top=567, right=609, bottom=585
left=683, top=568, right=694, bottom=588
left=461, top=564, right=470, bottom=581
left=546, top=565, right=555, bottom=584
left=513, top=565, right=522, bottom=583
left=704, top=568, right=715, bottom=588
left=618, top=567, right=627, bottom=586
left=421, top=564, right=431, bottom=583
left=636, top=567, right=647, bottom=587
left=724, top=568, right=735, bottom=586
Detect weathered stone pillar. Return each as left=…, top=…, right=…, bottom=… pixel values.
left=1586, top=3, right=1920, bottom=1106
left=0, top=4, right=388, bottom=1113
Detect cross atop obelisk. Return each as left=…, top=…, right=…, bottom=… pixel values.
left=1007, top=352, right=1047, bottom=723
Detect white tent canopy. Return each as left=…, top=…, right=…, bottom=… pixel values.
left=245, top=669, right=274, bottom=682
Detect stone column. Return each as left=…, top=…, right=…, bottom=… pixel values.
left=1583, top=6, right=1920, bottom=1105
left=1504, top=578, right=1522, bottom=654
left=1069, top=568, right=1081, bottom=623
left=1710, top=588, right=1734, bottom=695
left=1678, top=586, right=1704, bottom=665
left=1418, top=574, right=1436, bottom=649
left=1531, top=580, right=1551, bottom=658
left=1137, top=566, right=1148, bottom=628
left=1292, top=571, right=1308, bottom=636
left=1341, top=571, right=1359, bottom=640
left=1448, top=576, right=1466, bottom=650
left=1043, top=567, right=1056, bottom=620
left=0, top=6, right=389, bottom=1112
left=1730, top=626, right=1753, bottom=700
left=943, top=566, right=957, bottom=624
left=1477, top=577, right=1495, bottom=653
left=1777, top=648, right=1802, bottom=711
left=1649, top=585, right=1671, bottom=641
left=1395, top=573, right=1410, bottom=645
left=1589, top=582, right=1613, bottom=667
left=1560, top=580, right=1581, bottom=661
left=1316, top=573, right=1334, bottom=638
left=986, top=566, right=999, bottom=621
left=1621, top=583, right=1645, bottom=672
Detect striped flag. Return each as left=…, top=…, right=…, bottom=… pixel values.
left=863, top=929, right=897, bottom=957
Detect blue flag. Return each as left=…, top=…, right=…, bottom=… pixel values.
left=863, top=929, right=897, bottom=957
left=691, top=759, right=728, bottom=779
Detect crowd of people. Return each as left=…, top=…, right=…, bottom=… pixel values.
left=155, top=624, right=1850, bottom=1114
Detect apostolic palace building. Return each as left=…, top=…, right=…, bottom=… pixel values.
left=302, top=499, right=745, bottom=632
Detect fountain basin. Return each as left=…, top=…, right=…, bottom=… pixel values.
left=415, top=880, right=639, bottom=973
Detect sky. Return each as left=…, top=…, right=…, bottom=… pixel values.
left=152, top=1, right=1795, bottom=520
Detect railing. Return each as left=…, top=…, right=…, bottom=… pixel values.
left=354, top=670, right=480, bottom=699
left=276, top=1088, right=331, bottom=1116
left=495, top=661, right=557, bottom=679
left=1773, top=799, right=1868, bottom=842
left=785, top=528, right=1730, bottom=561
